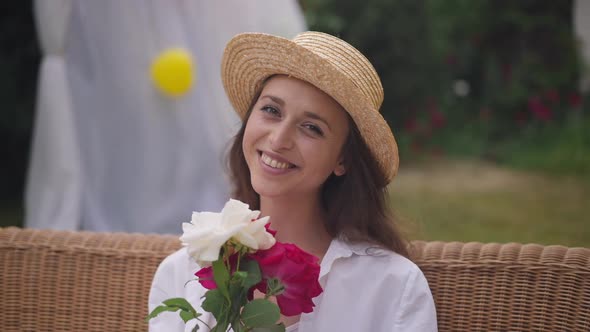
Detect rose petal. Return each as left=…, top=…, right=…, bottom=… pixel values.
left=250, top=242, right=323, bottom=316
left=180, top=199, right=276, bottom=266
left=195, top=266, right=217, bottom=290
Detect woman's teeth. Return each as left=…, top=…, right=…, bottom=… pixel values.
left=261, top=153, right=292, bottom=169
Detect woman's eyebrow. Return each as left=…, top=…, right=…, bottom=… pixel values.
left=260, top=95, right=285, bottom=106
left=303, top=111, right=331, bottom=130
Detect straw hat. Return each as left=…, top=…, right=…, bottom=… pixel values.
left=221, top=31, right=399, bottom=182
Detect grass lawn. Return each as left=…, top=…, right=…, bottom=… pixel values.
left=390, top=158, right=590, bottom=247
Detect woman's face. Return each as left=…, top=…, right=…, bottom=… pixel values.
left=242, top=75, right=349, bottom=199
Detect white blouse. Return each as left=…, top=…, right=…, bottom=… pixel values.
left=149, top=239, right=438, bottom=331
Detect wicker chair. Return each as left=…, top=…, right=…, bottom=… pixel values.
left=1, top=227, right=588, bottom=331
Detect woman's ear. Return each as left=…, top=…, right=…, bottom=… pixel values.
left=334, top=161, right=346, bottom=176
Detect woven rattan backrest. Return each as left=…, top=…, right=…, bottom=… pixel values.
left=1, top=227, right=589, bottom=331
left=412, top=241, right=590, bottom=332
left=0, top=227, right=181, bottom=332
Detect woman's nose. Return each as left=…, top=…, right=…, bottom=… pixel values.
left=269, top=122, right=295, bottom=151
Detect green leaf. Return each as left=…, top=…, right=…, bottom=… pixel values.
left=201, top=289, right=226, bottom=321
left=233, top=270, right=247, bottom=282
left=228, top=279, right=247, bottom=309
left=251, top=323, right=286, bottom=332
left=162, top=297, right=198, bottom=316
left=179, top=310, right=197, bottom=323
left=241, top=299, right=281, bottom=328
left=145, top=305, right=179, bottom=321
left=266, top=278, right=285, bottom=297
left=146, top=298, right=201, bottom=323
left=241, top=259, right=262, bottom=289
left=212, top=259, right=231, bottom=299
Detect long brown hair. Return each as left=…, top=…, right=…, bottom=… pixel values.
left=226, top=83, right=409, bottom=258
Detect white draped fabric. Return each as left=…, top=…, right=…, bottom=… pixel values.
left=26, top=0, right=306, bottom=234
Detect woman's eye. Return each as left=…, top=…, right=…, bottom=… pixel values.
left=303, top=123, right=324, bottom=136
left=261, top=105, right=280, bottom=116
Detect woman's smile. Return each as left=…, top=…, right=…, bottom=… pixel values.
left=260, top=152, right=295, bottom=169
left=259, top=150, right=297, bottom=173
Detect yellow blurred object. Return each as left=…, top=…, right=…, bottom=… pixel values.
left=150, top=48, right=194, bottom=97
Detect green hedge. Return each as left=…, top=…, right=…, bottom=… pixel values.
left=303, top=0, right=587, bottom=175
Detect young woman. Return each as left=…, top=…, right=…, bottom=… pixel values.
left=149, top=31, right=438, bottom=331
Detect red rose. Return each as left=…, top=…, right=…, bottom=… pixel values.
left=195, top=265, right=216, bottom=290
left=195, top=253, right=257, bottom=300
left=195, top=253, right=240, bottom=290
left=250, top=242, right=323, bottom=316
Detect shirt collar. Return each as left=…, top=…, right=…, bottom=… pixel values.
left=318, top=238, right=385, bottom=284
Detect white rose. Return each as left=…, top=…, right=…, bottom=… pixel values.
left=179, top=199, right=276, bottom=266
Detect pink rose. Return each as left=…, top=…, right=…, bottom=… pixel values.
left=250, top=242, right=323, bottom=316
left=195, top=266, right=219, bottom=290
left=195, top=253, right=237, bottom=290
left=195, top=265, right=216, bottom=289
left=195, top=254, right=257, bottom=301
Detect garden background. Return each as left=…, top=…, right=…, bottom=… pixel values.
left=1, top=1, right=588, bottom=246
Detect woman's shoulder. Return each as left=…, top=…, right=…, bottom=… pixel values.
left=150, top=247, right=204, bottom=305
left=149, top=249, right=209, bottom=330
left=160, top=246, right=192, bottom=265
left=153, top=247, right=199, bottom=283
left=333, top=239, right=421, bottom=276
left=344, top=243, right=438, bottom=331
left=322, top=239, right=437, bottom=330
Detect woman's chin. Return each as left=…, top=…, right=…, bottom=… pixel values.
left=252, top=185, right=284, bottom=199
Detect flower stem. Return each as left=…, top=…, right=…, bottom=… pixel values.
left=223, top=243, right=231, bottom=271
left=195, top=317, right=211, bottom=330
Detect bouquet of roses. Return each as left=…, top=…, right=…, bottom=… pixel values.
left=147, top=199, right=323, bottom=332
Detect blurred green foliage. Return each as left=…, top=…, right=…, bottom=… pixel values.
left=495, top=114, right=590, bottom=177
left=303, top=0, right=436, bottom=126
left=303, top=0, right=588, bottom=176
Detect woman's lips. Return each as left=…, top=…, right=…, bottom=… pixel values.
left=258, top=151, right=297, bottom=174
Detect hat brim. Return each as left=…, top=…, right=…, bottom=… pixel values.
left=222, top=33, right=399, bottom=181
